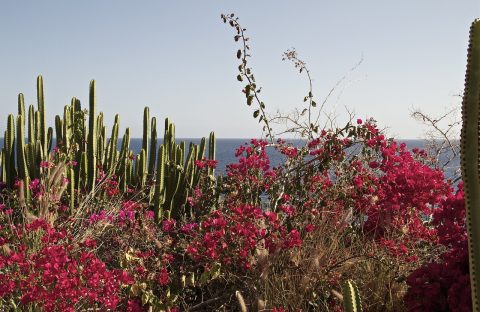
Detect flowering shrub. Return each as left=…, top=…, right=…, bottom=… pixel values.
left=0, top=118, right=468, bottom=311
left=0, top=218, right=132, bottom=311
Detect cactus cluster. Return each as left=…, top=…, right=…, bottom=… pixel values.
left=0, top=76, right=216, bottom=223
left=461, top=18, right=480, bottom=312
left=152, top=118, right=216, bottom=222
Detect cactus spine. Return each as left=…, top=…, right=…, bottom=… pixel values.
left=461, top=18, right=480, bottom=311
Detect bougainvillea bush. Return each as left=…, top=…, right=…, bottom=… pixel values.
left=0, top=118, right=467, bottom=311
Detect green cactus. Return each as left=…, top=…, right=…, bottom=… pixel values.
left=55, top=115, right=63, bottom=148
left=149, top=117, right=157, bottom=177
left=34, top=111, right=41, bottom=156
left=25, top=143, right=36, bottom=179
left=18, top=94, right=25, bottom=123
left=28, top=105, right=35, bottom=145
left=126, top=150, right=133, bottom=187
left=342, top=280, right=362, bottom=312
left=47, top=127, right=53, bottom=154
left=80, top=151, right=88, bottom=191
left=0, top=148, right=5, bottom=183
left=143, top=107, right=150, bottom=169
left=119, top=128, right=131, bottom=192
left=16, top=115, right=28, bottom=181
left=33, top=140, right=43, bottom=178
left=5, top=115, right=16, bottom=187
left=208, top=132, right=216, bottom=176
left=461, top=18, right=480, bottom=312
left=87, top=80, right=97, bottom=192
left=37, top=75, right=47, bottom=159
left=68, top=167, right=75, bottom=210
left=63, top=106, right=72, bottom=153
left=138, top=148, right=147, bottom=187
left=105, top=115, right=120, bottom=175
left=154, top=145, right=166, bottom=222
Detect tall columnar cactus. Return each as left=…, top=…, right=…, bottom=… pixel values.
left=68, top=167, right=75, bottom=210
left=18, top=94, right=25, bottom=126
left=208, top=131, right=216, bottom=176
left=28, top=105, right=35, bottom=145
left=461, top=18, right=480, bottom=311
left=342, top=280, right=363, bottom=312
left=47, top=127, right=53, bottom=154
left=63, top=106, right=72, bottom=153
left=5, top=114, right=16, bottom=187
left=80, top=151, right=88, bottom=191
left=119, top=128, right=131, bottom=192
left=143, top=107, right=150, bottom=169
left=16, top=115, right=28, bottom=180
left=105, top=115, right=120, bottom=175
left=1, top=149, right=5, bottom=183
left=149, top=117, right=157, bottom=177
left=37, top=75, right=47, bottom=159
left=87, top=80, right=97, bottom=192
left=55, top=115, right=63, bottom=148
left=154, top=145, right=166, bottom=222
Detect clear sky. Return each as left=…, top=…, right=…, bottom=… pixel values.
left=0, top=1, right=478, bottom=139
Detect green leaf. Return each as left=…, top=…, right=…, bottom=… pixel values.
left=237, top=75, right=243, bottom=82
left=312, top=101, right=317, bottom=107
left=253, top=110, right=260, bottom=118
left=237, top=49, right=242, bottom=59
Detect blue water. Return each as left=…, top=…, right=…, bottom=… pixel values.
left=4, top=138, right=460, bottom=179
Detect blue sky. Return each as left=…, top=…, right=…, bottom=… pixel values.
left=0, top=1, right=478, bottom=138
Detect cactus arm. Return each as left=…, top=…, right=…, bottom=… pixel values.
left=37, top=76, right=47, bottom=158
left=47, top=127, right=53, bottom=155
left=87, top=80, right=97, bottom=192
left=143, top=107, right=150, bottom=168
left=5, top=115, right=16, bottom=187
left=461, top=18, right=480, bottom=311
left=342, top=280, right=363, bottom=312
left=16, top=115, right=28, bottom=181
left=198, top=137, right=206, bottom=160
left=80, top=151, right=88, bottom=191
left=63, top=106, right=72, bottom=153
left=68, top=167, right=75, bottom=210
left=106, top=116, right=119, bottom=175
left=18, top=94, right=25, bottom=124
left=55, top=115, right=63, bottom=149
left=28, top=105, right=35, bottom=145
left=154, top=145, right=166, bottom=222
left=208, top=132, right=216, bottom=176
left=148, top=117, right=157, bottom=178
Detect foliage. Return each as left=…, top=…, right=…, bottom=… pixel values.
left=0, top=12, right=474, bottom=312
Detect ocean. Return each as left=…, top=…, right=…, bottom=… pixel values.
left=3, top=138, right=460, bottom=179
